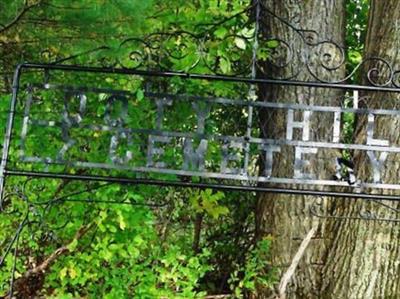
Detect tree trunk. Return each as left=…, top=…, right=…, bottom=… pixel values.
left=256, top=1, right=346, bottom=298
left=320, top=1, right=400, bottom=298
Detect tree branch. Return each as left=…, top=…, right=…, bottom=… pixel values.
left=192, top=213, right=203, bottom=254
left=0, top=0, right=42, bottom=34
left=276, top=224, right=318, bottom=299
left=4, top=223, right=94, bottom=299
left=25, top=224, right=92, bottom=277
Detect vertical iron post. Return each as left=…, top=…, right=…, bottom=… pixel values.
left=0, top=64, right=23, bottom=207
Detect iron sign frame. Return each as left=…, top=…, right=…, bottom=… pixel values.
left=1, top=63, right=400, bottom=204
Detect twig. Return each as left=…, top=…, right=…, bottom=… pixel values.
left=3, top=223, right=93, bottom=299
left=0, top=0, right=42, bottom=34
left=277, top=224, right=318, bottom=299
left=192, top=213, right=203, bottom=254
left=24, top=224, right=92, bottom=277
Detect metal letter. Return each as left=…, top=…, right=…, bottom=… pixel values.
left=57, top=93, right=87, bottom=160
left=147, top=135, right=172, bottom=168
left=367, top=151, right=388, bottom=183
left=20, top=87, right=34, bottom=158
left=104, top=95, right=131, bottom=164
left=221, top=141, right=245, bottom=174
left=109, top=131, right=133, bottom=164
left=332, top=111, right=341, bottom=143
left=155, top=97, right=172, bottom=130
left=353, top=90, right=359, bottom=109
left=286, top=109, right=311, bottom=141
left=192, top=102, right=211, bottom=134
left=294, top=147, right=318, bottom=179
left=183, top=138, right=208, bottom=171
left=104, top=95, right=128, bottom=127
left=367, top=113, right=389, bottom=146
left=259, top=144, right=281, bottom=177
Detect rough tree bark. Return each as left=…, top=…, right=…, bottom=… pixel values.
left=255, top=1, right=346, bottom=298
left=320, top=1, right=400, bottom=298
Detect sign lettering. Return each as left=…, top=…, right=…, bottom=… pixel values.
left=14, top=83, right=400, bottom=191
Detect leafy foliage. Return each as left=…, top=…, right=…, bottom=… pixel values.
left=0, top=0, right=375, bottom=297
left=345, top=0, right=370, bottom=77
left=0, top=1, right=275, bottom=298
left=229, top=237, right=275, bottom=298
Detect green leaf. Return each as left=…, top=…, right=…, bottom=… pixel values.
left=67, top=239, right=79, bottom=252
left=60, top=267, right=68, bottom=280
left=220, top=57, right=231, bottom=74
left=214, top=27, right=228, bottom=39
left=209, top=206, right=229, bottom=219
left=348, top=50, right=362, bottom=64
left=117, top=211, right=127, bottom=230
left=266, top=40, right=279, bottom=48
left=234, top=37, right=246, bottom=50
left=69, top=267, right=77, bottom=279
left=136, top=89, right=144, bottom=101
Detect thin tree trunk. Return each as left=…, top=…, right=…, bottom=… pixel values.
left=256, top=1, right=346, bottom=298
left=320, top=1, right=400, bottom=298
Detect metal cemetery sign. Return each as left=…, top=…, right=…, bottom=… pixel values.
left=1, top=63, right=400, bottom=201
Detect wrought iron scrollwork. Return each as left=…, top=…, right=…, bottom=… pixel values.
left=33, top=0, right=400, bottom=89
left=256, top=1, right=400, bottom=87
left=310, top=196, right=400, bottom=222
